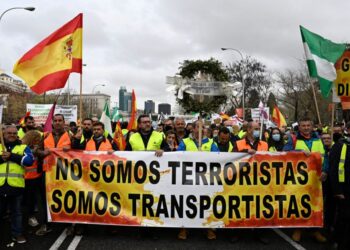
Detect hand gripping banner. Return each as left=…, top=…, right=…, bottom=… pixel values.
left=45, top=150, right=323, bottom=228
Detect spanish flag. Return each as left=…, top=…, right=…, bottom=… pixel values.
left=113, top=121, right=126, bottom=151
left=127, top=90, right=138, bottom=131
left=272, top=105, right=287, bottom=128
left=13, top=14, right=82, bottom=94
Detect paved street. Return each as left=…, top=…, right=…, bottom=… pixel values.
left=0, top=220, right=334, bottom=250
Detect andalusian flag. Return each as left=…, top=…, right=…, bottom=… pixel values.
left=111, top=107, right=123, bottom=122
left=127, top=90, right=138, bottom=130
left=300, top=26, right=346, bottom=97
left=13, top=14, right=83, bottom=94
left=100, top=102, right=113, bottom=136
left=272, top=105, right=287, bottom=128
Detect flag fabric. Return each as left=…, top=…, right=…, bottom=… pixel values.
left=13, top=13, right=83, bottom=94
left=113, top=121, right=126, bottom=151
left=111, top=107, right=123, bottom=122
left=258, top=101, right=268, bottom=120
left=43, top=102, right=56, bottom=132
left=127, top=90, right=137, bottom=131
left=272, top=105, right=287, bottom=128
left=100, top=102, right=113, bottom=136
left=300, top=26, right=346, bottom=97
left=18, top=111, right=31, bottom=126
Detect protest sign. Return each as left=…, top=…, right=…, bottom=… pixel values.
left=45, top=150, right=323, bottom=228
left=26, top=104, right=77, bottom=125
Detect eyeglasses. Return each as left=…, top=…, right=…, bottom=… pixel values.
left=6, top=132, right=17, bottom=135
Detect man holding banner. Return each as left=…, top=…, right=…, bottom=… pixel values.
left=126, top=114, right=169, bottom=155
left=43, top=114, right=71, bottom=151
left=292, top=117, right=327, bottom=243
left=85, top=122, right=118, bottom=151
left=177, top=120, right=219, bottom=240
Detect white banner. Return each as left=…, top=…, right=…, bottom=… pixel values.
left=0, top=104, right=3, bottom=124
left=26, top=104, right=77, bottom=125
left=251, top=107, right=270, bottom=122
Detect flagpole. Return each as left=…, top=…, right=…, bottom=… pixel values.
left=0, top=124, right=6, bottom=152
left=79, top=72, right=83, bottom=122
left=310, top=79, right=322, bottom=125
left=330, top=103, right=335, bottom=139
left=198, top=114, right=203, bottom=151
left=258, top=101, right=265, bottom=139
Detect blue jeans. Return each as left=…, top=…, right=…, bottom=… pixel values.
left=0, top=194, right=23, bottom=237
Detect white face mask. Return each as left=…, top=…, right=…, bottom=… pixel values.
left=253, top=130, right=260, bottom=139
left=272, top=134, right=281, bottom=141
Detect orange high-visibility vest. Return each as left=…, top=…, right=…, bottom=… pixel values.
left=25, top=160, right=41, bottom=180
left=44, top=132, right=71, bottom=149
left=85, top=139, right=113, bottom=151
left=236, top=139, right=268, bottom=152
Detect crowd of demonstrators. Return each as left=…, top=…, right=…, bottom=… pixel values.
left=2, top=113, right=350, bottom=249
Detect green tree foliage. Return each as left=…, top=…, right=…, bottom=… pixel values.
left=175, top=58, right=229, bottom=113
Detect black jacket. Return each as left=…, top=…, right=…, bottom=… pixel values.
left=330, top=139, right=350, bottom=196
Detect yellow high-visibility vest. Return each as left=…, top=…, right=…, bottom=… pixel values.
left=0, top=144, right=27, bottom=188
left=129, top=131, right=163, bottom=151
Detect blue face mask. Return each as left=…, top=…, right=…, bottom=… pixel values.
left=272, top=134, right=281, bottom=141
left=253, top=130, right=260, bottom=139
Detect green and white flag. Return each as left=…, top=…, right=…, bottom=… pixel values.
left=111, top=107, right=123, bottom=122
left=300, top=26, right=346, bottom=97
left=100, top=102, right=113, bottom=136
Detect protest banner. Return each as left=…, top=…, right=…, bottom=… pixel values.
left=26, top=104, right=77, bottom=125
left=334, top=51, right=350, bottom=109
left=45, top=150, right=323, bottom=228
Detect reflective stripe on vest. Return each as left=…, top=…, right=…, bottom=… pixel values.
left=0, top=144, right=27, bottom=188
left=25, top=160, right=41, bottom=180
left=44, top=132, right=71, bottom=149
left=18, top=128, right=25, bottom=140
left=129, top=131, right=163, bottom=151
left=236, top=139, right=268, bottom=152
left=228, top=141, right=233, bottom=152
left=85, top=139, right=113, bottom=151
left=339, top=144, right=347, bottom=183
left=269, top=146, right=277, bottom=152
left=238, top=130, right=246, bottom=139
left=182, top=138, right=213, bottom=151
left=295, top=139, right=325, bottom=163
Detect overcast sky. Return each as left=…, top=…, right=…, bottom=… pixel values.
left=1, top=0, right=349, bottom=109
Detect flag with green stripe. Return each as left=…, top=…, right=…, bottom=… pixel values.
left=300, top=26, right=346, bottom=97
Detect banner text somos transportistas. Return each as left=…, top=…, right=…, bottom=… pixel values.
left=45, top=151, right=323, bottom=228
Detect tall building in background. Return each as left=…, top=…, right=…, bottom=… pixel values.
left=144, top=100, right=155, bottom=114
left=119, top=86, right=127, bottom=111
left=158, top=103, right=171, bottom=115
left=124, top=92, right=132, bottom=112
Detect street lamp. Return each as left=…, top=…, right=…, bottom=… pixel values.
left=91, top=84, right=106, bottom=117
left=221, top=47, right=245, bottom=120
left=92, top=84, right=105, bottom=94
left=0, top=7, right=35, bottom=22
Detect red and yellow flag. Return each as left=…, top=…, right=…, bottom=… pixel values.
left=113, top=121, right=126, bottom=151
left=13, top=14, right=83, bottom=94
left=272, top=105, right=287, bottom=128
left=18, top=111, right=31, bottom=126
left=127, top=90, right=138, bottom=131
